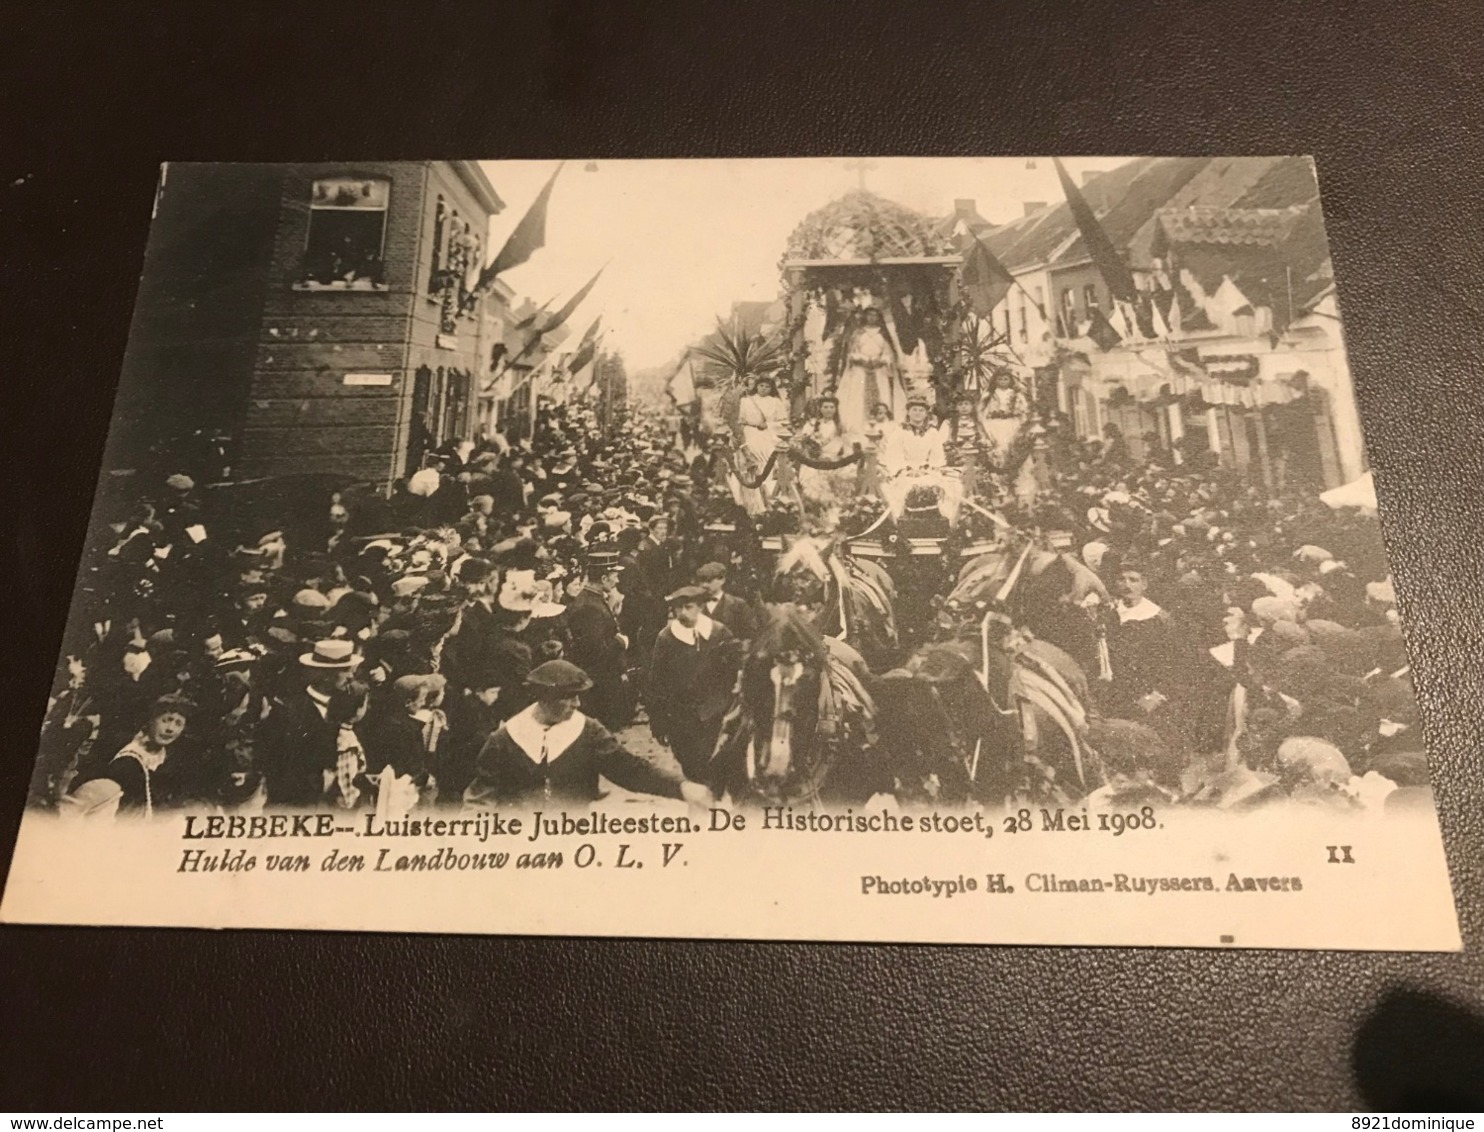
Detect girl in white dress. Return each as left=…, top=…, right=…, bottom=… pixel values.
left=735, top=375, right=790, bottom=511
left=797, top=391, right=859, bottom=512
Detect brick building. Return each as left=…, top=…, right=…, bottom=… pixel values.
left=111, top=160, right=507, bottom=485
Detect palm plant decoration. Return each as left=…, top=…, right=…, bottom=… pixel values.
left=956, top=311, right=1020, bottom=393
left=691, top=317, right=789, bottom=392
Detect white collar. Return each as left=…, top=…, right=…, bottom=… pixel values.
left=1116, top=597, right=1163, bottom=624
left=117, top=733, right=167, bottom=773
left=306, top=685, right=332, bottom=717
left=670, top=614, right=715, bottom=645
left=504, top=703, right=586, bottom=765
left=1208, top=628, right=1264, bottom=667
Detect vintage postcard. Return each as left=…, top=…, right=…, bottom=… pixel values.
left=0, top=157, right=1460, bottom=949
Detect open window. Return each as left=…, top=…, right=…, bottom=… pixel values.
left=1060, top=287, right=1078, bottom=334
left=297, top=178, right=389, bottom=291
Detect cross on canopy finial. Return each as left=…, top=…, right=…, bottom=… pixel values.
left=843, top=157, right=878, bottom=192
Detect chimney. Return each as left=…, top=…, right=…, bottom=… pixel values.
left=1023, top=201, right=1046, bottom=217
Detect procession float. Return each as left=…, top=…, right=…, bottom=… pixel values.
left=682, top=191, right=1099, bottom=807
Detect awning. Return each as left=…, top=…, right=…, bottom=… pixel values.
left=1092, top=348, right=1306, bottom=409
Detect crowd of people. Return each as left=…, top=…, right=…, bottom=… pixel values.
left=986, top=419, right=1424, bottom=811
left=26, top=388, right=1426, bottom=820
left=29, top=400, right=763, bottom=818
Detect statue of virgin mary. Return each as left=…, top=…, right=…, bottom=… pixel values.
left=832, top=306, right=905, bottom=439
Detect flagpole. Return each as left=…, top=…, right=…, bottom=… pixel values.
left=495, top=265, right=606, bottom=378
left=473, top=160, right=565, bottom=297
left=971, top=235, right=1046, bottom=320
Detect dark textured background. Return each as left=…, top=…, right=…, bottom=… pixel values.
left=3, top=0, right=1484, bottom=1111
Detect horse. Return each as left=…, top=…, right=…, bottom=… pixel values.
left=872, top=637, right=1024, bottom=806
left=706, top=607, right=882, bottom=806
left=948, top=531, right=1109, bottom=677
left=774, top=534, right=900, bottom=672
left=892, top=532, right=1110, bottom=804
left=703, top=531, right=904, bottom=805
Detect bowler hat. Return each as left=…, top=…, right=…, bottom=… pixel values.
left=526, top=659, right=593, bottom=696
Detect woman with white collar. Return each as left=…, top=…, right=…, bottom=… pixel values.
left=68, top=693, right=197, bottom=820
left=463, top=660, right=714, bottom=808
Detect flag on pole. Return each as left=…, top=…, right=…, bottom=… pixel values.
left=666, top=353, right=697, bottom=407
left=540, top=267, right=605, bottom=335
left=566, top=316, right=602, bottom=374
left=500, top=270, right=602, bottom=374
left=962, top=237, right=1017, bottom=319
left=570, top=358, right=597, bottom=395
left=1087, top=308, right=1123, bottom=351
left=566, top=337, right=599, bottom=378
left=1150, top=296, right=1172, bottom=340
left=1154, top=288, right=1181, bottom=336
left=473, top=162, right=565, bottom=294
left=516, top=297, right=554, bottom=330
left=1054, top=159, right=1137, bottom=305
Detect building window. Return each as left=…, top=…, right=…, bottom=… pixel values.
left=1033, top=286, right=1045, bottom=322
left=297, top=178, right=389, bottom=291
left=1018, top=294, right=1029, bottom=343
left=428, top=196, right=446, bottom=295
left=1060, top=287, right=1077, bottom=334
left=1083, top=283, right=1100, bottom=314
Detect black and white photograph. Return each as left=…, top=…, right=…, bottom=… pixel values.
left=0, top=156, right=1459, bottom=949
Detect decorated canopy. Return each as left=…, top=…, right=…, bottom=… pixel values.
left=784, top=191, right=958, bottom=263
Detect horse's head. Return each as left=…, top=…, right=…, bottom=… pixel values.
left=749, top=605, right=829, bottom=669
left=768, top=534, right=846, bottom=636
left=775, top=533, right=835, bottom=582
left=732, top=606, right=831, bottom=796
